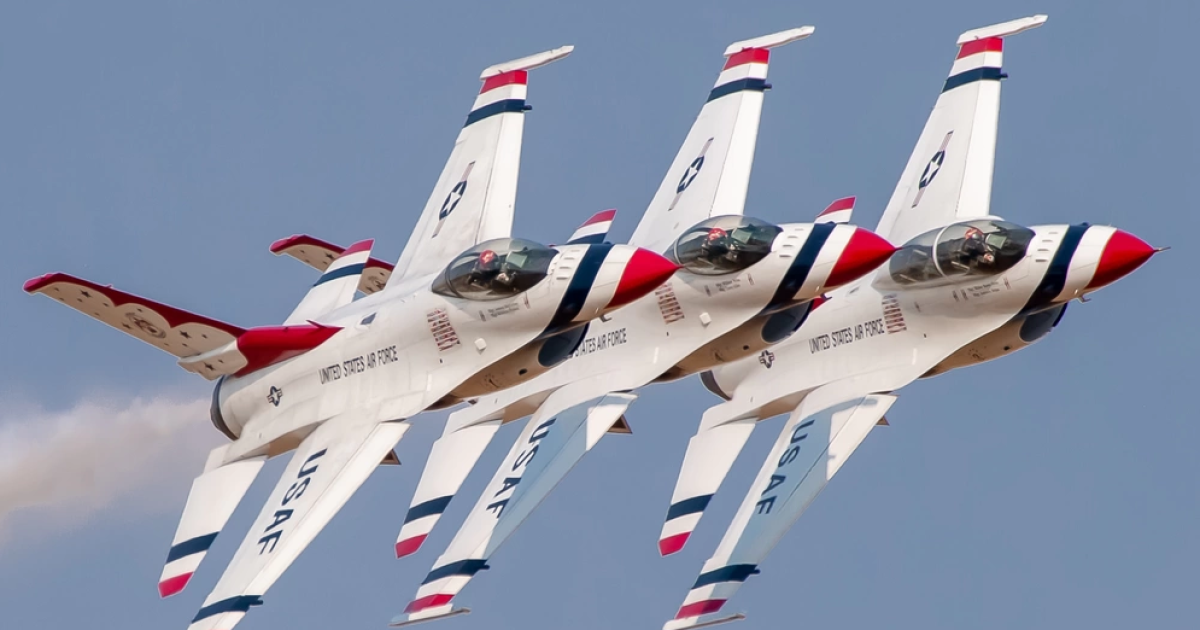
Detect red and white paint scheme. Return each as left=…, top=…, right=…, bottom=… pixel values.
left=386, top=28, right=897, bottom=628
left=658, top=16, right=1158, bottom=629
left=24, top=46, right=681, bottom=630
left=565, top=208, right=616, bottom=245
left=815, top=196, right=855, bottom=225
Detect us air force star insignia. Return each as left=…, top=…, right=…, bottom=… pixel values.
left=267, top=386, right=284, bottom=407
left=758, top=349, right=775, bottom=369
left=912, top=130, right=954, bottom=207
left=668, top=137, right=715, bottom=211
left=125, top=312, right=166, bottom=338
left=434, top=161, right=476, bottom=237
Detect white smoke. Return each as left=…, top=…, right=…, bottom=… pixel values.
left=0, top=395, right=220, bottom=545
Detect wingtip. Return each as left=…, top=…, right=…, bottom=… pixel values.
left=395, top=534, right=428, bottom=558
left=158, top=572, right=193, bottom=598
left=23, top=273, right=57, bottom=293
left=659, top=532, right=691, bottom=556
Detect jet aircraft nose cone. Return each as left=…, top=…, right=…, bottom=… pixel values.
left=1086, top=229, right=1157, bottom=290
left=609, top=248, right=680, bottom=308
left=825, top=227, right=896, bottom=289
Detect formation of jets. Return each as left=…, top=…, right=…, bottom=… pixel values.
left=24, top=14, right=1159, bottom=630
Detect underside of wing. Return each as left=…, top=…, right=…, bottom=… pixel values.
left=627, top=28, right=812, bottom=254
left=387, top=47, right=572, bottom=288
left=271, top=234, right=395, bottom=295
left=393, top=390, right=635, bottom=625
left=187, top=412, right=408, bottom=630
left=665, top=387, right=897, bottom=629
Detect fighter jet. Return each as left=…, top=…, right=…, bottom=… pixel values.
left=23, top=47, right=679, bottom=630
left=382, top=28, right=897, bottom=626
left=657, top=16, right=1160, bottom=628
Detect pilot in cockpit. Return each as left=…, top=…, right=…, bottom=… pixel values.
left=700, top=227, right=740, bottom=266
left=958, top=226, right=997, bottom=270
left=470, top=249, right=514, bottom=292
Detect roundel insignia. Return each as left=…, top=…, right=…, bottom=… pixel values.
left=126, top=312, right=166, bottom=338
left=919, top=151, right=945, bottom=190
left=676, top=156, right=705, bottom=194
left=439, top=180, right=468, bottom=220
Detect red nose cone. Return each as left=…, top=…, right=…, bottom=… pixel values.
left=1086, top=230, right=1156, bottom=290
left=825, top=228, right=896, bottom=289
left=609, top=248, right=679, bottom=308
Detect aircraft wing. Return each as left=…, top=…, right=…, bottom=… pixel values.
left=187, top=411, right=408, bottom=630
left=386, top=47, right=572, bottom=288
left=391, top=388, right=636, bottom=625
left=664, top=382, right=898, bottom=629
left=271, top=234, right=395, bottom=295
left=874, top=15, right=1046, bottom=245
left=627, top=28, right=812, bottom=254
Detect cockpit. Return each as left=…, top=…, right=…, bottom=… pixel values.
left=668, top=216, right=783, bottom=276
left=887, top=219, right=1034, bottom=285
left=433, top=237, right=558, bottom=300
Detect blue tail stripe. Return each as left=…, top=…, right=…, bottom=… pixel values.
left=313, top=262, right=366, bottom=287
left=942, top=66, right=1003, bottom=93
left=464, top=99, right=526, bottom=127
left=707, top=78, right=768, bottom=103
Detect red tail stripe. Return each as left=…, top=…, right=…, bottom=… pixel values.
left=723, top=47, right=769, bottom=70
left=405, top=593, right=454, bottom=614
left=957, top=37, right=1003, bottom=59
left=480, top=70, right=528, bottom=94
left=818, top=196, right=856, bottom=216
left=581, top=208, right=617, bottom=226
left=676, top=599, right=726, bottom=619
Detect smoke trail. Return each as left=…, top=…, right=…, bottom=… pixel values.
left=0, top=396, right=220, bottom=544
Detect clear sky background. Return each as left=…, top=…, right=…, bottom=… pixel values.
left=1, top=1, right=1195, bottom=629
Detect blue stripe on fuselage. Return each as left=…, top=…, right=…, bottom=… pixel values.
left=762, top=222, right=836, bottom=313
left=1020, top=224, right=1089, bottom=314
left=540, top=244, right=612, bottom=336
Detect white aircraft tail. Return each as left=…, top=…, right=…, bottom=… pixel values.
left=874, top=15, right=1046, bottom=246
left=159, top=446, right=266, bottom=598
left=627, top=27, right=812, bottom=254
left=283, top=239, right=373, bottom=324
left=271, top=234, right=395, bottom=295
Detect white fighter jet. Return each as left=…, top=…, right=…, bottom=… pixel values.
left=382, top=28, right=897, bottom=626
left=23, top=47, right=680, bottom=630
left=657, top=15, right=1160, bottom=629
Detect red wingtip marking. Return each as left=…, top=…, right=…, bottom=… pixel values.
left=1085, top=230, right=1156, bottom=290
left=818, top=196, right=856, bottom=217
left=480, top=70, right=528, bottom=94
left=658, top=532, right=691, bottom=556
left=158, top=573, right=193, bottom=598
left=957, top=37, right=1003, bottom=59
left=23, top=273, right=58, bottom=293
left=676, top=599, right=726, bottom=619
left=395, top=535, right=428, bottom=558
left=724, top=47, right=769, bottom=70
left=341, top=239, right=375, bottom=256
left=581, top=208, right=617, bottom=227
left=404, top=593, right=454, bottom=614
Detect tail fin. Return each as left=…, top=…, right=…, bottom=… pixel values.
left=283, top=239, right=373, bottom=324
left=815, top=196, right=855, bottom=224
left=271, top=234, right=394, bottom=295
left=874, top=15, right=1047, bottom=245
left=25, top=273, right=342, bottom=380
left=627, top=28, right=812, bottom=254
left=386, top=46, right=573, bottom=289
left=159, top=446, right=266, bottom=598
left=565, top=209, right=616, bottom=245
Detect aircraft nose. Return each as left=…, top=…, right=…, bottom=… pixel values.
left=824, top=227, right=896, bottom=289
left=1085, top=229, right=1157, bottom=290
left=609, top=248, right=680, bottom=308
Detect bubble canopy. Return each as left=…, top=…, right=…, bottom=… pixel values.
left=433, top=237, right=558, bottom=300
left=887, top=219, right=1034, bottom=285
left=669, top=216, right=783, bottom=276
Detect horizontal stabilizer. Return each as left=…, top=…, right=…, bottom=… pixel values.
left=723, top=27, right=813, bottom=55
left=160, top=447, right=266, bottom=598
left=395, top=391, right=635, bottom=622
left=480, top=46, right=574, bottom=78
left=957, top=15, right=1047, bottom=43
left=565, top=209, right=616, bottom=245
left=271, top=234, right=394, bottom=295
left=390, top=606, right=471, bottom=627
left=660, top=412, right=756, bottom=556
left=395, top=416, right=502, bottom=558
left=24, top=272, right=245, bottom=361
left=284, top=238, right=374, bottom=324
left=815, top=196, right=855, bottom=224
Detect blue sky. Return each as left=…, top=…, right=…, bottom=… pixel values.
left=1, top=1, right=1195, bottom=629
